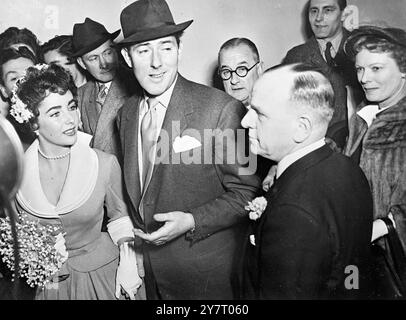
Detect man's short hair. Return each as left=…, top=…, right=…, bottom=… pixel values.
left=218, top=38, right=260, bottom=63
left=0, top=46, right=38, bottom=85
left=40, top=35, right=76, bottom=64
left=309, top=0, right=347, bottom=11
left=289, top=63, right=334, bottom=124
left=337, top=0, right=347, bottom=11
left=265, top=63, right=334, bottom=125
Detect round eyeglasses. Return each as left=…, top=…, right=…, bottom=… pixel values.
left=219, top=61, right=259, bottom=81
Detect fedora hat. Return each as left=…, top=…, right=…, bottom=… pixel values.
left=118, top=0, right=193, bottom=46
left=72, top=18, right=120, bottom=57
left=344, top=25, right=406, bottom=59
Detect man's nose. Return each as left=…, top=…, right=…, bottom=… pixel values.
left=315, top=10, right=324, bottom=22
left=151, top=49, right=162, bottom=68
left=241, top=109, right=254, bottom=129
left=99, top=55, right=108, bottom=69
left=230, top=71, right=240, bottom=85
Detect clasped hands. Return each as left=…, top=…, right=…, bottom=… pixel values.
left=133, top=211, right=195, bottom=246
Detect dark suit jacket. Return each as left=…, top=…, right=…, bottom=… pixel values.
left=117, top=74, right=261, bottom=299
left=283, top=31, right=364, bottom=149
left=242, top=145, right=373, bottom=299
left=78, top=66, right=136, bottom=160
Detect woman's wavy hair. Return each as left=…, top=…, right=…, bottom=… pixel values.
left=0, top=27, right=41, bottom=58
left=352, top=36, right=406, bottom=73
left=0, top=46, right=38, bottom=85
left=15, top=63, right=77, bottom=130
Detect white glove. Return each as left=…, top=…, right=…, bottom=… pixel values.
left=115, top=241, right=143, bottom=300
left=54, top=232, right=68, bottom=267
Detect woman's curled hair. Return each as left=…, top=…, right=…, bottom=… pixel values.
left=15, top=63, right=77, bottom=130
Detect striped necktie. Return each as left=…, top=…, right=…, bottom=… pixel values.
left=141, top=98, right=159, bottom=190
left=96, top=83, right=107, bottom=114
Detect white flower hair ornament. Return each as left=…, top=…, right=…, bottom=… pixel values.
left=9, top=64, right=49, bottom=124
left=245, top=196, right=268, bottom=221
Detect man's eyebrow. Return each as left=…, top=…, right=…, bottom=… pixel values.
left=132, top=42, right=150, bottom=49
left=160, top=39, right=175, bottom=45
left=220, top=60, right=250, bottom=68
left=5, top=71, right=18, bottom=78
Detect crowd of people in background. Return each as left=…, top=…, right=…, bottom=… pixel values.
left=0, top=0, right=405, bottom=300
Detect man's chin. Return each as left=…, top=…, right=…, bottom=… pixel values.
left=249, top=143, right=259, bottom=155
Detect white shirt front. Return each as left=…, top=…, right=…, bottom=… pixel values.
left=276, top=138, right=326, bottom=179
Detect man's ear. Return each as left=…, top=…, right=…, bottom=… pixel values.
left=77, top=57, right=87, bottom=71
left=121, top=48, right=133, bottom=68
left=177, top=40, right=183, bottom=62
left=293, top=115, right=312, bottom=143
left=0, top=84, right=9, bottom=99
left=257, top=61, right=264, bottom=76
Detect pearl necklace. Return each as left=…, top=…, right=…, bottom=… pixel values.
left=38, top=148, right=71, bottom=160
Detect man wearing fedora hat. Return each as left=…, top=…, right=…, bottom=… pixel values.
left=116, top=0, right=261, bottom=300
left=72, top=17, right=137, bottom=159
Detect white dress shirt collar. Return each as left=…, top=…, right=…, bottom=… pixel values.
left=97, top=80, right=112, bottom=92
left=143, top=74, right=178, bottom=109
left=317, top=29, right=343, bottom=59
left=276, top=138, right=326, bottom=179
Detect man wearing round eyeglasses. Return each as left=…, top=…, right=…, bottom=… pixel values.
left=218, top=38, right=263, bottom=108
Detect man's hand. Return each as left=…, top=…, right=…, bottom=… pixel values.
left=133, top=211, right=195, bottom=246
left=262, top=164, right=277, bottom=192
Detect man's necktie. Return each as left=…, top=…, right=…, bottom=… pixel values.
left=96, top=83, right=107, bottom=114
left=324, top=42, right=334, bottom=67
left=141, top=98, right=159, bottom=190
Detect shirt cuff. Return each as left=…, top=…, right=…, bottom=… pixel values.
left=107, top=216, right=134, bottom=245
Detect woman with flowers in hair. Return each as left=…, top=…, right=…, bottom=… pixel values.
left=8, top=63, right=143, bottom=300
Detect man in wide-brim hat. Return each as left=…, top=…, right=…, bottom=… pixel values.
left=116, top=0, right=261, bottom=300
left=72, top=17, right=136, bottom=159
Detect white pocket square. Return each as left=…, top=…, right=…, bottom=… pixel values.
left=173, top=135, right=202, bottom=153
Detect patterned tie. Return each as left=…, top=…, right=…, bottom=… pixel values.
left=141, top=98, right=159, bottom=190
left=324, top=42, right=334, bottom=66
left=95, top=83, right=107, bottom=114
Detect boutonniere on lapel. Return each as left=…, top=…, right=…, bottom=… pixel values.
left=245, top=196, right=267, bottom=246
left=245, top=196, right=267, bottom=221
left=172, top=135, right=201, bottom=153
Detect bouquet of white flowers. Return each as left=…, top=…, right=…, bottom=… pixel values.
left=0, top=212, right=66, bottom=288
